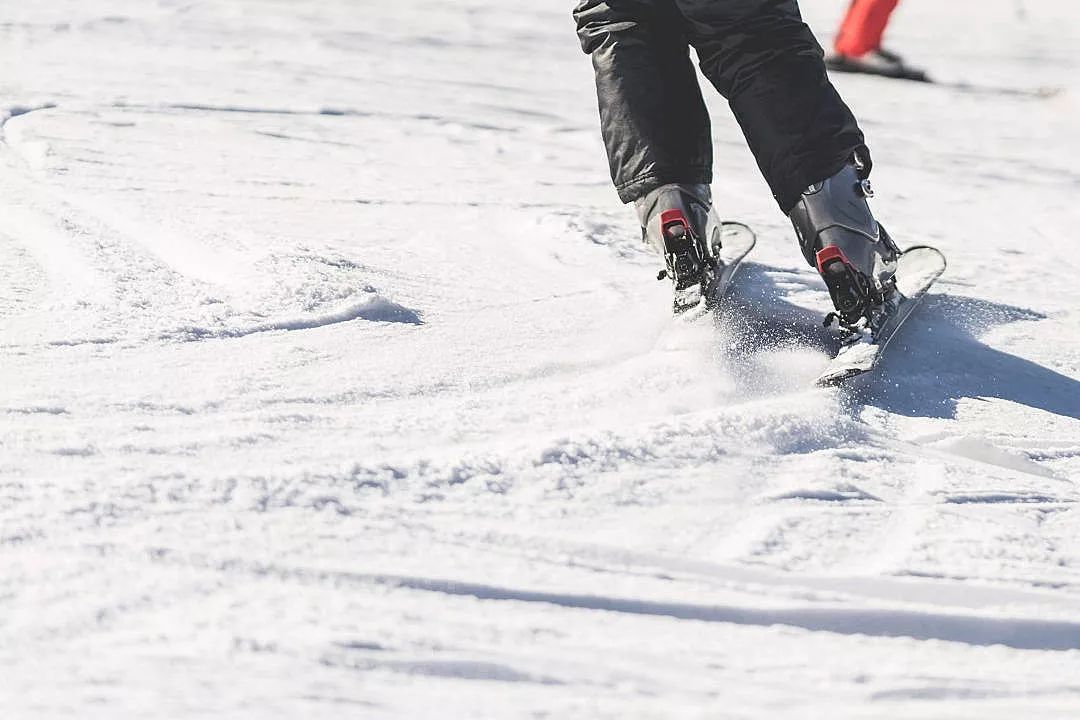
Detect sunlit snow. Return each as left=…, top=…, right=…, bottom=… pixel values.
left=1, top=1, right=1079, bottom=717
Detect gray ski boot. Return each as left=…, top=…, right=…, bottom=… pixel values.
left=788, top=157, right=900, bottom=328
left=634, top=183, right=720, bottom=313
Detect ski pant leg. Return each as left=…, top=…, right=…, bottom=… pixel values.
left=834, top=0, right=902, bottom=57
left=573, top=0, right=713, bottom=203
left=675, top=0, right=867, bottom=213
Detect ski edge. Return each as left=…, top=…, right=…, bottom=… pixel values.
left=675, top=221, right=756, bottom=323
left=814, top=245, right=946, bottom=387
left=710, top=221, right=757, bottom=302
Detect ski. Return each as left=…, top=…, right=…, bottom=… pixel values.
left=937, top=80, right=1063, bottom=101
left=814, top=245, right=946, bottom=386
left=825, top=56, right=1062, bottom=100
left=677, top=220, right=756, bottom=321
left=709, top=221, right=756, bottom=301
left=825, top=54, right=930, bottom=83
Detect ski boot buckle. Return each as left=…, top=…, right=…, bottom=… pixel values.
left=817, top=246, right=876, bottom=327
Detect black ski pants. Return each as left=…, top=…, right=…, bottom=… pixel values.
left=574, top=0, right=867, bottom=213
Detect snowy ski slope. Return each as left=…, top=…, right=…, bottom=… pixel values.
left=1, top=0, right=1079, bottom=717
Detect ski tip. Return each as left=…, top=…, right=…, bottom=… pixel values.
left=720, top=220, right=757, bottom=236
left=713, top=220, right=756, bottom=271
left=900, top=244, right=945, bottom=258
left=719, top=221, right=757, bottom=252
left=814, top=368, right=864, bottom=388
left=898, top=245, right=947, bottom=273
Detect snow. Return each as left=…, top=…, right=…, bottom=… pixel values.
left=1, top=0, right=1079, bottom=717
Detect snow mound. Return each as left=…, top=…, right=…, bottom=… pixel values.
left=165, top=291, right=421, bottom=342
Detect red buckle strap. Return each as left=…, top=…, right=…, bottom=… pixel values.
left=816, top=245, right=850, bottom=274
left=659, top=209, right=691, bottom=239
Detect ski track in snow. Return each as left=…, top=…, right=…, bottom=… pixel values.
left=1, top=1, right=1079, bottom=718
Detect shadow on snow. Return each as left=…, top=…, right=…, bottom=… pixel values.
left=723, top=262, right=1080, bottom=421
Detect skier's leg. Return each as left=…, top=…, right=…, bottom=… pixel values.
left=834, top=0, right=901, bottom=58
left=676, top=0, right=897, bottom=321
left=575, top=0, right=721, bottom=312
left=674, top=0, right=865, bottom=214
left=573, top=0, right=713, bottom=204
left=788, top=155, right=899, bottom=323
left=827, top=0, right=922, bottom=80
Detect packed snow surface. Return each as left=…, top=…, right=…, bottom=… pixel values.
left=2, top=1, right=1079, bottom=717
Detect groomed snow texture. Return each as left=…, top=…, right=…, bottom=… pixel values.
left=1, top=1, right=1079, bottom=717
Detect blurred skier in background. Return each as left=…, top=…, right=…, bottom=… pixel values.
left=825, top=0, right=927, bottom=80
left=573, top=0, right=900, bottom=324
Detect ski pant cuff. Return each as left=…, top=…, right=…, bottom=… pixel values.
left=615, top=166, right=713, bottom=204
left=776, top=143, right=871, bottom=214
